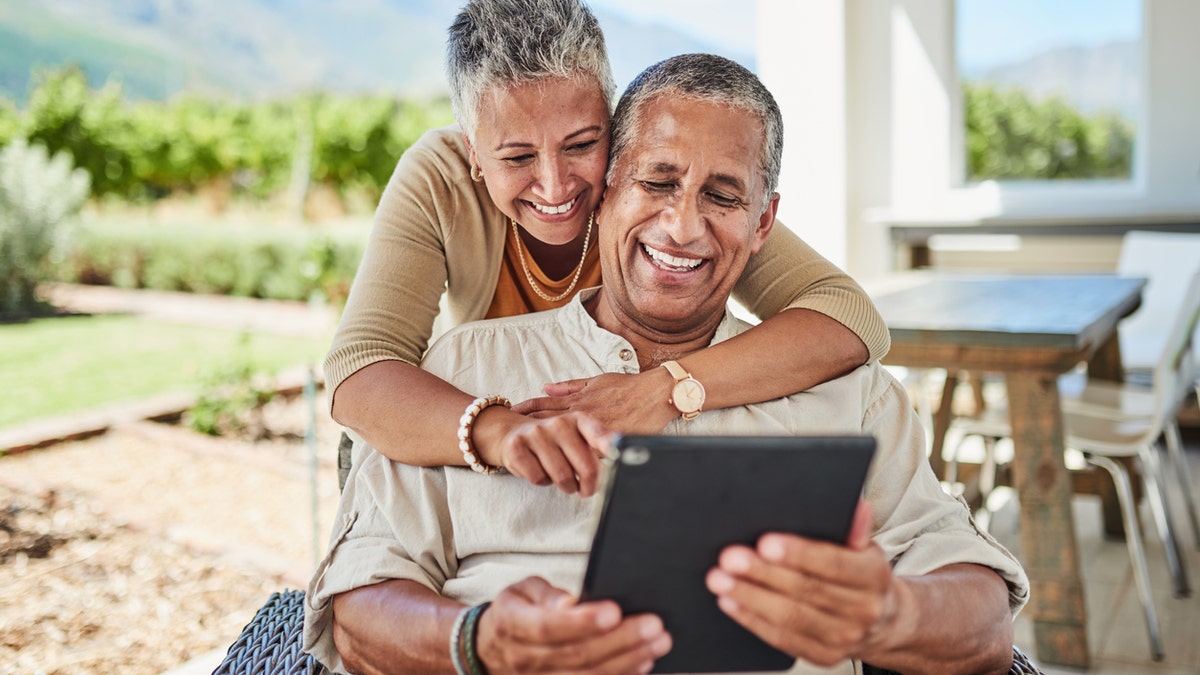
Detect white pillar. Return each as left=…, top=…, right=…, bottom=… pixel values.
left=756, top=0, right=849, bottom=269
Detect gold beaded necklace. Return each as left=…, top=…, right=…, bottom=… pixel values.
left=510, top=211, right=594, bottom=303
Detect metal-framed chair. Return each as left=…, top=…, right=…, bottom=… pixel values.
left=948, top=269, right=1200, bottom=661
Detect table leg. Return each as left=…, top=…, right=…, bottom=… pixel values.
left=928, top=371, right=958, bottom=479
left=1005, top=371, right=1090, bottom=668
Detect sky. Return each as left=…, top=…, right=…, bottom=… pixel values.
left=591, top=0, right=1140, bottom=72
left=956, top=0, right=1140, bottom=71
left=588, top=0, right=757, bottom=54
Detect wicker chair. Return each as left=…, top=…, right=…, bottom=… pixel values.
left=212, top=589, right=327, bottom=675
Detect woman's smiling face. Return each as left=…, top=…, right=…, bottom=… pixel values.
left=467, top=76, right=610, bottom=246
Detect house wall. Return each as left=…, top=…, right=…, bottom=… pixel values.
left=757, top=0, right=1200, bottom=281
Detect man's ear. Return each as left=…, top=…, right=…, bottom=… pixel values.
left=595, top=186, right=610, bottom=225
left=749, top=192, right=780, bottom=254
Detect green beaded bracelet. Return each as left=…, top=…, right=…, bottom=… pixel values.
left=462, top=601, right=491, bottom=675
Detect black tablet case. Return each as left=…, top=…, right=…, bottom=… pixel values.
left=581, top=434, right=877, bottom=673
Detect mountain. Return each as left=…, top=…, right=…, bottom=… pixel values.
left=0, top=0, right=754, bottom=104
left=968, top=40, right=1139, bottom=120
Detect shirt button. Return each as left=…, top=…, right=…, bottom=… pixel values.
left=619, top=349, right=634, bottom=361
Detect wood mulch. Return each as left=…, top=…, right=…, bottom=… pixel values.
left=0, top=391, right=343, bottom=675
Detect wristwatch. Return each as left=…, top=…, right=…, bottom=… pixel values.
left=662, top=360, right=706, bottom=420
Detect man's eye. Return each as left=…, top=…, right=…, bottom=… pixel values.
left=639, top=181, right=675, bottom=192
left=708, top=192, right=743, bottom=208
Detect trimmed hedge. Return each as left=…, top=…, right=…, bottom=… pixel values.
left=55, top=219, right=367, bottom=304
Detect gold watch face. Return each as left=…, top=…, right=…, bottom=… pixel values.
left=672, top=378, right=705, bottom=414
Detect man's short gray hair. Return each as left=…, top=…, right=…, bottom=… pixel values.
left=609, top=53, right=784, bottom=201
left=446, top=0, right=617, bottom=141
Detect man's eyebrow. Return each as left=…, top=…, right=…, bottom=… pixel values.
left=709, top=172, right=749, bottom=194
left=643, top=161, right=681, bottom=175
left=492, top=125, right=604, bottom=152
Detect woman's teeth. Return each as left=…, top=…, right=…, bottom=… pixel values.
left=643, top=244, right=702, bottom=271
left=532, top=198, right=576, bottom=215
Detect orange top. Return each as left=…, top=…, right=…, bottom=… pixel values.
left=485, top=228, right=602, bottom=318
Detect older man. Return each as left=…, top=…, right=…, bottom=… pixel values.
left=303, top=54, right=1029, bottom=675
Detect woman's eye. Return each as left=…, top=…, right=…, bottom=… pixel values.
left=501, top=154, right=534, bottom=165
left=568, top=140, right=598, bottom=153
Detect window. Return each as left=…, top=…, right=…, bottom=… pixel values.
left=956, top=0, right=1142, bottom=183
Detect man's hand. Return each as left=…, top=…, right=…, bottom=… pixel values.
left=704, top=501, right=906, bottom=668
left=477, top=409, right=614, bottom=497
left=514, top=370, right=679, bottom=433
left=477, top=577, right=672, bottom=674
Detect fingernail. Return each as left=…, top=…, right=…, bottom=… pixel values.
left=595, top=605, right=620, bottom=629
left=760, top=536, right=785, bottom=562
left=639, top=615, right=663, bottom=638
left=638, top=660, right=654, bottom=674
left=723, top=548, right=752, bottom=573
left=651, top=633, right=672, bottom=657
left=718, top=596, right=739, bottom=614
left=707, top=570, right=734, bottom=593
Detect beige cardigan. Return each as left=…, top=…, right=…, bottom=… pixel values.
left=323, top=126, right=891, bottom=397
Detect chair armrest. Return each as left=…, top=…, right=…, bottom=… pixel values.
left=212, top=589, right=328, bottom=675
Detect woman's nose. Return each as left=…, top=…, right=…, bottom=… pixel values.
left=532, top=155, right=571, bottom=204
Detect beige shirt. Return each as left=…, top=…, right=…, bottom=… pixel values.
left=321, top=125, right=892, bottom=405
left=304, top=290, right=1029, bottom=674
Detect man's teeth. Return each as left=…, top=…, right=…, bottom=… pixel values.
left=532, top=199, right=575, bottom=215
left=643, top=244, right=702, bottom=271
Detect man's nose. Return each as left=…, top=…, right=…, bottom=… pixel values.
left=660, top=197, right=706, bottom=244
left=532, top=155, right=571, bottom=204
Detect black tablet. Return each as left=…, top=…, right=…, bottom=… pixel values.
left=581, top=434, right=877, bottom=674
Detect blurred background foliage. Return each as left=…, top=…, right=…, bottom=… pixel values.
left=2, top=65, right=453, bottom=204
left=964, top=82, right=1134, bottom=181
left=0, top=66, right=1137, bottom=321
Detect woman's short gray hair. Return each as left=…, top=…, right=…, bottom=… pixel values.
left=609, top=53, right=784, bottom=201
left=446, top=0, right=617, bottom=141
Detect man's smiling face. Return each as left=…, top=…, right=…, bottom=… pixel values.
left=595, top=94, right=778, bottom=341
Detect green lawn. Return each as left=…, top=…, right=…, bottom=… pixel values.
left=0, top=314, right=328, bottom=428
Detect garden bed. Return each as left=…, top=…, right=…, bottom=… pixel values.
left=0, top=391, right=342, bottom=674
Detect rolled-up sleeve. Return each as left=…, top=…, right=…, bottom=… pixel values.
left=302, top=451, right=457, bottom=671
left=864, top=373, right=1030, bottom=614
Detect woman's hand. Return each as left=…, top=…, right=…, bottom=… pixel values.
left=513, top=370, right=679, bottom=434
left=477, top=409, right=615, bottom=497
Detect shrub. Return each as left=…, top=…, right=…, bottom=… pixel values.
left=55, top=220, right=366, bottom=304
left=964, top=83, right=1135, bottom=181
left=185, top=333, right=277, bottom=438
left=0, top=138, right=90, bottom=318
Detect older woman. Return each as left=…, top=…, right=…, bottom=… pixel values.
left=325, top=0, right=890, bottom=494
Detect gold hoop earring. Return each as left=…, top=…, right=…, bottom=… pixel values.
left=470, top=164, right=483, bottom=183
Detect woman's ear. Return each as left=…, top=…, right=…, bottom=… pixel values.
left=464, top=135, right=484, bottom=183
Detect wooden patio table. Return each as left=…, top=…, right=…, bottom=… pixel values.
left=869, top=272, right=1146, bottom=669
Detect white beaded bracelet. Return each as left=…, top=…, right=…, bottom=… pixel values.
left=457, top=395, right=511, bottom=474
left=449, top=604, right=471, bottom=675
